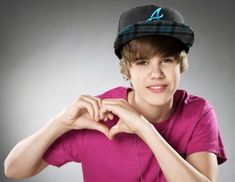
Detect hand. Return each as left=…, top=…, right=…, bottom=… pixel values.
left=54, top=95, right=111, bottom=137
left=100, top=99, right=148, bottom=139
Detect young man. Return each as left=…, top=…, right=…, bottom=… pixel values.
left=4, top=4, right=227, bottom=182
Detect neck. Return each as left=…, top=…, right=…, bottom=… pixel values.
left=128, top=90, right=174, bottom=124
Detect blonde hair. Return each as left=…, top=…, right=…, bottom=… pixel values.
left=119, top=36, right=188, bottom=80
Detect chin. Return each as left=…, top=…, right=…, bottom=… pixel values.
left=146, top=89, right=174, bottom=105
left=149, top=99, right=170, bottom=107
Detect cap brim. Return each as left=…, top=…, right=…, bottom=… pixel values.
left=114, top=21, right=194, bottom=58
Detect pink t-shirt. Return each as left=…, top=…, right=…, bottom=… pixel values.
left=43, top=86, right=227, bottom=182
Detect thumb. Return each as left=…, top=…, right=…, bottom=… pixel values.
left=90, top=122, right=109, bottom=138
left=108, top=123, right=121, bottom=140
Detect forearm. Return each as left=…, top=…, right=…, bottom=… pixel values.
left=137, top=122, right=211, bottom=182
left=4, top=118, right=70, bottom=179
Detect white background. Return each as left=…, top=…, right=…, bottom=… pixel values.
left=1, top=0, right=234, bottom=181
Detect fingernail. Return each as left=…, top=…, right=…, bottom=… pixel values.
left=104, top=115, right=108, bottom=121
left=99, top=112, right=103, bottom=120
left=110, top=114, right=114, bottom=120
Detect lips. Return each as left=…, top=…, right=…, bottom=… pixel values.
left=147, top=84, right=168, bottom=93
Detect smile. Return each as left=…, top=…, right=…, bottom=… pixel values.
left=147, top=85, right=168, bottom=93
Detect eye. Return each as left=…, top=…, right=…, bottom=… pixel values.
left=160, top=57, right=174, bottom=64
left=135, top=60, right=148, bottom=66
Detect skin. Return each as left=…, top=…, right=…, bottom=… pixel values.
left=4, top=54, right=218, bottom=181
left=101, top=55, right=218, bottom=181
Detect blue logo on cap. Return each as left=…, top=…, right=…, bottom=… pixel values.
left=146, top=8, right=164, bottom=22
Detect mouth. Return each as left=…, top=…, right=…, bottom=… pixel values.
left=147, top=85, right=168, bottom=93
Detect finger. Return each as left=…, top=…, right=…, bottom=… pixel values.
left=107, top=112, right=114, bottom=120
left=89, top=96, right=103, bottom=120
left=81, top=96, right=101, bottom=121
left=102, top=99, right=127, bottom=106
left=100, top=110, right=109, bottom=122
left=75, top=99, right=96, bottom=120
left=99, top=110, right=108, bottom=121
left=99, top=110, right=105, bottom=120
left=102, top=112, right=113, bottom=122
left=108, top=124, right=121, bottom=140
left=87, top=95, right=102, bottom=104
left=104, top=114, right=108, bottom=121
left=79, top=95, right=101, bottom=121
left=100, top=103, right=121, bottom=118
left=100, top=99, right=121, bottom=121
left=90, top=122, right=109, bottom=138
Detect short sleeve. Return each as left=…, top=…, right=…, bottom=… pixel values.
left=43, top=130, right=85, bottom=167
left=186, top=108, right=227, bottom=164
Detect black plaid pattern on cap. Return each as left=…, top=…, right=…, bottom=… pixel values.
left=114, top=5, right=195, bottom=59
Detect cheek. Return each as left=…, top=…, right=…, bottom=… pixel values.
left=129, top=69, right=146, bottom=84
left=171, top=66, right=181, bottom=85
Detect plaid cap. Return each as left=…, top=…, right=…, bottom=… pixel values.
left=114, top=5, right=194, bottom=59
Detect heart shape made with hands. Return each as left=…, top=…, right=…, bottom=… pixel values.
left=81, top=110, right=134, bottom=140
left=74, top=95, right=140, bottom=140
left=92, top=98, right=139, bottom=139
left=58, top=95, right=138, bottom=139
left=107, top=117, right=134, bottom=139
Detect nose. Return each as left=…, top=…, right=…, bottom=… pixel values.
left=149, top=62, right=164, bottom=79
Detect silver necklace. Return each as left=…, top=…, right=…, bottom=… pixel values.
left=128, top=91, right=144, bottom=182
left=129, top=90, right=176, bottom=181
left=135, top=135, right=144, bottom=182
left=133, top=105, right=176, bottom=182
left=134, top=111, right=175, bottom=182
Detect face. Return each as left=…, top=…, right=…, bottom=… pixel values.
left=129, top=54, right=181, bottom=108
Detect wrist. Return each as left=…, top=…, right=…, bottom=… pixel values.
left=47, top=117, right=72, bottom=136
left=135, top=115, right=154, bottom=139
